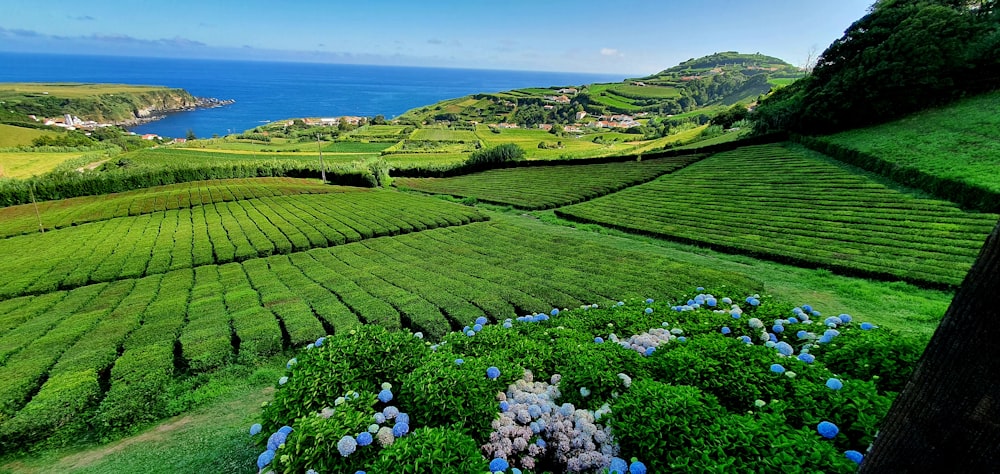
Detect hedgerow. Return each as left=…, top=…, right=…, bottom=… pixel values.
left=250, top=291, right=917, bottom=473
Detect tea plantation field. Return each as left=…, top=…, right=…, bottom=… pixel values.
left=557, top=144, right=998, bottom=287
left=394, top=154, right=705, bottom=209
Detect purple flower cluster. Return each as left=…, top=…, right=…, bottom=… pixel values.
left=482, top=370, right=618, bottom=472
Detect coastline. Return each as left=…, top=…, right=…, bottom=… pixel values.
left=119, top=97, right=236, bottom=128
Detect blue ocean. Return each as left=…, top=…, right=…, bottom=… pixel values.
left=0, top=52, right=622, bottom=138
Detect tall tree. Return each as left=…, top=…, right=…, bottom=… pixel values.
left=860, top=219, right=1000, bottom=472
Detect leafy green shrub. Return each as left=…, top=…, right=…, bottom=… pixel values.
left=551, top=340, right=644, bottom=410
left=466, top=143, right=525, bottom=169
left=368, top=426, right=488, bottom=473
left=268, top=393, right=379, bottom=473
left=262, top=326, right=429, bottom=431
left=646, top=334, right=792, bottom=411
left=816, top=327, right=922, bottom=393
left=396, top=353, right=509, bottom=444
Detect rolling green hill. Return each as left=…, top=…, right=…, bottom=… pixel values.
left=0, top=83, right=200, bottom=124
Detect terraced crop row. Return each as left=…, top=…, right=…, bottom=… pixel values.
left=557, top=144, right=998, bottom=287
left=393, top=155, right=705, bottom=209
left=0, top=191, right=486, bottom=300
left=0, top=217, right=759, bottom=448
left=0, top=178, right=337, bottom=238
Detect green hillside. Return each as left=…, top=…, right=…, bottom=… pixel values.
left=0, top=83, right=198, bottom=124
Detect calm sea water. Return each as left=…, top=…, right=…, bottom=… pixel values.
left=0, top=52, right=622, bottom=138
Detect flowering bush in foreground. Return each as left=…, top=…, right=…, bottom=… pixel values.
left=250, top=290, right=920, bottom=473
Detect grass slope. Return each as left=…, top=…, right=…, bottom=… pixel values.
left=804, top=91, right=1000, bottom=211
left=0, top=124, right=57, bottom=147
left=557, top=143, right=997, bottom=287
left=0, top=151, right=90, bottom=178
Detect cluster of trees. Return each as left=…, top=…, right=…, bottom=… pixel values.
left=754, top=0, right=1000, bottom=134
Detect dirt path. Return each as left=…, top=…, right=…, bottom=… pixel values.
left=76, top=159, right=108, bottom=172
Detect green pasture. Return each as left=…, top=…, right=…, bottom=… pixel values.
left=0, top=83, right=168, bottom=99
left=0, top=151, right=91, bottom=178
left=0, top=124, right=57, bottom=147
left=409, top=128, right=479, bottom=142
left=814, top=90, right=1000, bottom=198
left=610, top=84, right=681, bottom=99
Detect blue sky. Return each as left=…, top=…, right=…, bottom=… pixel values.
left=0, top=0, right=874, bottom=75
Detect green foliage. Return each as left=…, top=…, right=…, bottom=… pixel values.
left=753, top=0, right=1000, bottom=133
left=263, top=325, right=429, bottom=430
left=269, top=393, right=380, bottom=473
left=814, top=327, right=922, bottom=393
left=466, top=143, right=525, bottom=168
left=397, top=353, right=508, bottom=444
left=710, top=104, right=749, bottom=129
left=368, top=426, right=489, bottom=473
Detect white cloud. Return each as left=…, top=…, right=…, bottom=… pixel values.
left=600, top=47, right=622, bottom=57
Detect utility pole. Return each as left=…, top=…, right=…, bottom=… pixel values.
left=316, top=133, right=327, bottom=183
left=29, top=183, right=44, bottom=234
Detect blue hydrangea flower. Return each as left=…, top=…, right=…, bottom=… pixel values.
left=845, top=450, right=864, bottom=464
left=500, top=400, right=510, bottom=412
left=473, top=323, right=483, bottom=332
left=378, top=389, right=393, bottom=403
left=503, top=321, right=512, bottom=328
left=818, top=334, right=833, bottom=344
left=512, top=469, right=522, bottom=474
left=315, top=337, right=325, bottom=347
left=267, top=431, right=287, bottom=451
left=286, top=358, right=297, bottom=369
left=645, top=298, right=654, bottom=304
left=396, top=412, right=409, bottom=425
left=595, top=336, right=604, bottom=343
left=861, top=322, right=874, bottom=330
left=486, top=366, right=501, bottom=379
left=374, top=412, right=386, bottom=423
left=678, top=336, right=687, bottom=342
left=749, top=297, right=760, bottom=306
left=768, top=333, right=778, bottom=343
left=706, top=297, right=717, bottom=307
left=770, top=364, right=785, bottom=373
left=617, top=301, right=625, bottom=306
left=630, top=460, right=648, bottom=474
left=278, top=425, right=293, bottom=435
left=802, top=304, right=812, bottom=312
left=249, top=423, right=262, bottom=436
left=694, top=295, right=705, bottom=305
left=609, top=457, right=628, bottom=473
left=455, top=358, right=464, bottom=365
left=826, top=378, right=843, bottom=390
left=466, top=330, right=476, bottom=337
left=644, top=347, right=655, bottom=356
left=788, top=317, right=798, bottom=324
left=536, top=438, right=547, bottom=448
left=797, top=330, right=809, bottom=339
left=798, top=353, right=815, bottom=364
left=338, top=435, right=357, bottom=456
left=722, top=297, right=732, bottom=305
left=839, top=314, right=852, bottom=323
left=257, top=449, right=275, bottom=469
left=356, top=431, right=373, bottom=446
left=383, top=406, right=399, bottom=419
left=696, top=286, right=705, bottom=291
left=392, top=422, right=409, bottom=437
left=817, top=421, right=839, bottom=439
left=550, top=308, right=559, bottom=316
left=278, top=376, right=288, bottom=385
left=528, top=404, right=543, bottom=418
left=644, top=307, right=653, bottom=314
left=476, top=316, right=488, bottom=325
left=720, top=327, right=731, bottom=335
left=773, top=324, right=784, bottom=334
left=739, top=335, right=752, bottom=344
left=776, top=341, right=793, bottom=356
left=490, top=458, right=510, bottom=471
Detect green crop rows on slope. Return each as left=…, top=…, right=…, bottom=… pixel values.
left=0, top=178, right=336, bottom=238
left=393, top=155, right=705, bottom=209
left=0, top=217, right=759, bottom=450
left=0, top=190, right=486, bottom=300
left=556, top=144, right=998, bottom=287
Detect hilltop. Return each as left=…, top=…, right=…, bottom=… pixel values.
left=396, top=52, right=803, bottom=128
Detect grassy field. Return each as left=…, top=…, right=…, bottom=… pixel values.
left=609, top=84, right=681, bottom=99
left=475, top=126, right=637, bottom=159
left=395, top=154, right=705, bottom=209
left=0, top=83, right=168, bottom=98
left=812, top=90, right=1000, bottom=203
left=0, top=124, right=57, bottom=147
left=0, top=151, right=91, bottom=178
left=557, top=143, right=997, bottom=287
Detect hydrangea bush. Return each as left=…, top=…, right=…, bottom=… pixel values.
left=250, top=291, right=918, bottom=473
